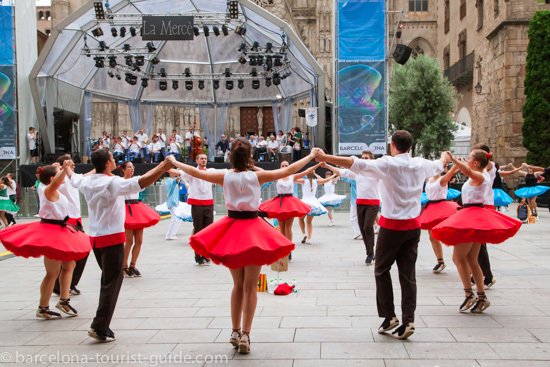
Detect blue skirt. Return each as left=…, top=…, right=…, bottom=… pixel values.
left=421, top=188, right=461, bottom=205
left=514, top=185, right=550, bottom=199
left=493, top=188, right=514, bottom=206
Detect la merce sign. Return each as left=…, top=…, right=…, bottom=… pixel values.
left=142, top=16, right=194, bottom=41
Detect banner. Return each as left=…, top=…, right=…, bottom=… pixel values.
left=336, top=0, right=386, bottom=155
left=0, top=6, right=15, bottom=159
left=305, top=107, right=317, bottom=127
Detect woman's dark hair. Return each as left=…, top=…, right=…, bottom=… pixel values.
left=472, top=143, right=490, bottom=153
left=1, top=176, right=9, bottom=185
left=229, top=138, right=254, bottom=172
left=56, top=154, right=72, bottom=165
left=39, top=165, right=58, bottom=185
left=119, top=161, right=132, bottom=171
left=91, top=149, right=111, bottom=173
left=391, top=130, right=413, bottom=153
left=295, top=127, right=301, bottom=133
left=471, top=149, right=489, bottom=169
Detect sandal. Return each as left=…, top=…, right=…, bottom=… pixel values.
left=238, top=331, right=250, bottom=354
left=229, top=328, right=241, bottom=348
left=36, top=306, right=61, bottom=320
left=459, top=289, right=477, bottom=312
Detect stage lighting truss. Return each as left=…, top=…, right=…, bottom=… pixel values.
left=227, top=1, right=239, bottom=19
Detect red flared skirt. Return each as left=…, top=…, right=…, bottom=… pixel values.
left=189, top=216, right=295, bottom=269
left=431, top=207, right=522, bottom=246
left=124, top=202, right=160, bottom=230
left=259, top=195, right=311, bottom=221
left=419, top=201, right=461, bottom=230
left=0, top=222, right=91, bottom=261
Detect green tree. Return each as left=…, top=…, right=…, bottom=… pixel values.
left=389, top=55, right=456, bottom=158
left=522, top=10, right=550, bottom=165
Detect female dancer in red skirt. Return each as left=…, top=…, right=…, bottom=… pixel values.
left=432, top=150, right=521, bottom=313
left=0, top=163, right=90, bottom=319
left=259, top=160, right=313, bottom=245
left=166, top=140, right=319, bottom=354
left=419, top=165, right=460, bottom=273
left=121, top=161, right=160, bottom=277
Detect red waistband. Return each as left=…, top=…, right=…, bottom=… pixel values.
left=379, top=216, right=420, bottom=231
left=187, top=198, right=214, bottom=206
left=90, top=232, right=126, bottom=248
left=67, top=217, right=82, bottom=227
left=485, top=205, right=495, bottom=210
left=356, top=199, right=380, bottom=206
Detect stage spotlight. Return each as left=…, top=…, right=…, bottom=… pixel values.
left=198, top=80, right=205, bottom=90
left=185, top=80, right=193, bottom=90
left=129, top=26, right=137, bottom=37
left=250, top=68, right=258, bottom=77
left=91, top=27, right=103, bottom=37
left=93, top=1, right=105, bottom=19
left=184, top=68, right=191, bottom=77
left=237, top=79, right=244, bottom=89
left=159, top=80, right=168, bottom=91
left=141, top=78, right=149, bottom=88
left=108, top=55, right=117, bottom=68
left=160, top=67, right=167, bottom=77
left=135, top=55, right=145, bottom=67
left=213, top=80, right=220, bottom=90
left=238, top=42, right=247, bottom=53
left=249, top=56, right=257, bottom=66
left=172, top=80, right=179, bottom=90
left=94, top=56, right=105, bottom=68
left=252, top=79, right=260, bottom=89
left=107, top=69, right=115, bottom=78
left=98, top=40, right=108, bottom=51
left=265, top=42, right=273, bottom=53
left=111, top=27, right=117, bottom=37
left=273, top=55, right=283, bottom=67
left=256, top=55, right=264, bottom=66
left=265, top=56, right=273, bottom=70
left=213, top=26, right=220, bottom=36
left=115, top=72, right=121, bottom=80
left=238, top=55, right=247, bottom=64
left=125, top=55, right=133, bottom=66
left=222, top=24, right=229, bottom=36
left=125, top=73, right=137, bottom=85
left=193, top=26, right=200, bottom=36
left=265, top=77, right=272, bottom=87
left=273, top=72, right=281, bottom=85
left=146, top=42, right=156, bottom=53
left=224, top=68, right=232, bottom=78
left=151, top=56, right=160, bottom=65
left=235, top=24, right=246, bottom=36
left=228, top=0, right=239, bottom=19
left=226, top=80, right=234, bottom=90
left=203, top=25, right=210, bottom=37
left=120, top=27, right=126, bottom=37
left=123, top=43, right=131, bottom=51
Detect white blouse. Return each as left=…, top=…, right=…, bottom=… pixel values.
left=223, top=170, right=260, bottom=211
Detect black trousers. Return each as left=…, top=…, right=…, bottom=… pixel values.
left=191, top=205, right=214, bottom=261
left=478, top=244, right=493, bottom=284
left=53, top=254, right=89, bottom=294
left=91, top=244, right=124, bottom=332
left=357, top=204, right=379, bottom=256
left=375, top=227, right=420, bottom=325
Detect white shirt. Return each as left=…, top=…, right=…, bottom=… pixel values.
left=484, top=164, right=496, bottom=205
left=59, top=176, right=81, bottom=219
left=181, top=168, right=216, bottom=201
left=257, top=140, right=268, bottom=148
left=121, top=136, right=130, bottom=149
left=38, top=188, right=69, bottom=221
left=102, top=137, right=110, bottom=147
left=169, top=142, right=180, bottom=153
left=276, top=176, right=294, bottom=194
left=340, top=168, right=380, bottom=200
left=128, top=142, right=141, bottom=154
left=136, top=133, right=148, bottom=144
left=5, top=180, right=16, bottom=196
left=249, top=139, right=257, bottom=148
left=425, top=176, right=447, bottom=201
left=268, top=140, right=279, bottom=150
left=157, top=133, right=167, bottom=148
left=27, top=133, right=36, bottom=150
left=174, top=134, right=183, bottom=144
left=223, top=170, right=260, bottom=211
left=462, top=176, right=491, bottom=205
left=150, top=142, right=162, bottom=153
left=71, top=173, right=141, bottom=237
left=114, top=143, right=125, bottom=154
left=350, top=154, right=443, bottom=219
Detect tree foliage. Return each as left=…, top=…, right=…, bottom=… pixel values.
left=522, top=10, right=550, bottom=165
left=389, top=55, right=456, bottom=158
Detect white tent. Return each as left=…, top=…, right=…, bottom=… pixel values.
left=30, top=0, right=325, bottom=153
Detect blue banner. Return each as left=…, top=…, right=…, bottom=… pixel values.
left=0, top=6, right=15, bottom=159
left=336, top=0, right=386, bottom=155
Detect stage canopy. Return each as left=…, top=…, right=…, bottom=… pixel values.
left=30, top=0, right=325, bottom=152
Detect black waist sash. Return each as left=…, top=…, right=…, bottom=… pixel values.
left=228, top=210, right=259, bottom=219
left=427, top=199, right=446, bottom=205
left=40, top=216, right=80, bottom=232
left=461, top=203, right=484, bottom=208
left=125, top=199, right=140, bottom=217
left=277, top=193, right=293, bottom=207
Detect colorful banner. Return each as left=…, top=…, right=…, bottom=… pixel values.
left=0, top=6, right=16, bottom=159
left=336, top=0, right=386, bottom=155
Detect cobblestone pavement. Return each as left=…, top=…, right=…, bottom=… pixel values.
left=1, top=206, right=549, bottom=366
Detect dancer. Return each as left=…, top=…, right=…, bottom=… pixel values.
left=317, top=170, right=346, bottom=226
left=0, top=177, right=19, bottom=227
left=338, top=172, right=363, bottom=240
left=514, top=166, right=548, bottom=219
left=53, top=155, right=88, bottom=296
left=314, top=130, right=449, bottom=339
left=67, top=150, right=170, bottom=342
left=432, top=150, right=521, bottom=313
left=258, top=161, right=313, bottom=247
left=296, top=171, right=331, bottom=245
left=2, top=173, right=17, bottom=226
left=492, top=163, right=520, bottom=210
left=166, top=140, right=316, bottom=354
left=418, top=165, right=460, bottom=273
left=180, top=153, right=217, bottom=265
left=0, top=163, right=90, bottom=319
left=120, top=161, right=161, bottom=277
left=164, top=169, right=192, bottom=240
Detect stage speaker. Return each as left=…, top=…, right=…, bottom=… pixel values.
left=214, top=156, right=225, bottom=163
left=298, top=109, right=305, bottom=117
left=393, top=44, right=412, bottom=65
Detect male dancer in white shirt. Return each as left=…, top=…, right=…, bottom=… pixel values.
left=68, top=150, right=171, bottom=342
left=315, top=130, right=449, bottom=340
left=180, top=153, right=218, bottom=265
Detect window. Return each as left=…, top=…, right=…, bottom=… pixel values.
left=443, top=46, right=450, bottom=70
left=38, top=11, right=44, bottom=20
left=412, top=45, right=425, bottom=58
left=458, top=30, right=467, bottom=59
left=476, top=0, right=484, bottom=30
left=444, top=0, right=450, bottom=34
left=46, top=11, right=51, bottom=21
left=460, top=0, right=466, bottom=19
left=409, top=0, right=428, bottom=12
left=46, top=29, right=51, bottom=36
left=494, top=0, right=499, bottom=17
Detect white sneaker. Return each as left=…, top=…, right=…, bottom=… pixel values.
left=165, top=236, right=178, bottom=240
left=329, top=221, right=334, bottom=227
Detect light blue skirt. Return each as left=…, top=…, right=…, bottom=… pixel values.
left=514, top=185, right=550, bottom=199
